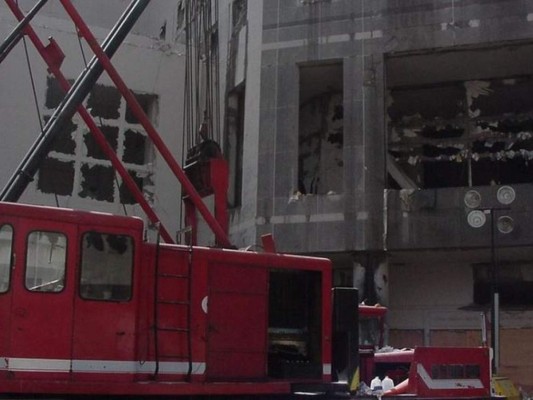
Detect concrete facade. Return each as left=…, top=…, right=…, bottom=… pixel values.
left=0, top=1, right=185, bottom=238
left=222, top=0, right=533, bottom=390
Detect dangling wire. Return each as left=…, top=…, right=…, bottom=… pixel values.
left=76, top=15, right=128, bottom=217
left=76, top=27, right=88, bottom=67
left=21, top=38, right=43, bottom=139
left=179, top=0, right=222, bottom=231
left=20, top=20, right=60, bottom=206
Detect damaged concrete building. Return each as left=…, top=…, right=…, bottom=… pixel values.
left=218, top=0, right=533, bottom=389
left=2, top=0, right=533, bottom=391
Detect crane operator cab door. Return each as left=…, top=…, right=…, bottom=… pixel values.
left=8, top=217, right=77, bottom=378
left=71, top=228, right=137, bottom=381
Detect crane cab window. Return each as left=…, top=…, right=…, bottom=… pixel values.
left=80, top=232, right=133, bottom=301
left=25, top=231, right=67, bottom=293
left=0, top=225, right=13, bottom=293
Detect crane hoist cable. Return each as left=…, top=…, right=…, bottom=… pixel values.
left=179, top=0, right=222, bottom=233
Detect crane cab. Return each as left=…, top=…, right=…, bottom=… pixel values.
left=0, top=201, right=333, bottom=396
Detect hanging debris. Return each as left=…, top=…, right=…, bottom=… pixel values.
left=388, top=76, right=533, bottom=188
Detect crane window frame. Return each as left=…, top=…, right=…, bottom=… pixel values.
left=25, top=231, right=67, bottom=293
left=0, top=225, right=13, bottom=294
left=80, top=231, right=134, bottom=302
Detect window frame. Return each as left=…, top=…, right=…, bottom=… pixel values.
left=79, top=230, right=135, bottom=302
left=24, top=230, right=68, bottom=294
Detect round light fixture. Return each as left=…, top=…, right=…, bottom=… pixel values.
left=497, top=186, right=516, bottom=205
left=497, top=215, right=514, bottom=234
left=464, top=190, right=482, bottom=208
left=467, top=210, right=487, bottom=228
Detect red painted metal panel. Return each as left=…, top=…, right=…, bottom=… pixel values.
left=71, top=226, right=141, bottom=382
left=9, top=217, right=76, bottom=379
left=207, top=263, right=268, bottom=380
left=0, top=203, right=334, bottom=395
left=408, top=346, right=491, bottom=398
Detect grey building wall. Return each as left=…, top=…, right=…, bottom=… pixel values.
left=0, top=1, right=185, bottom=239
left=257, top=0, right=387, bottom=253
left=238, top=0, right=533, bottom=389
left=254, top=0, right=533, bottom=255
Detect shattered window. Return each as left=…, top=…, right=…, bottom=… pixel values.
left=298, top=62, right=344, bottom=195
left=388, top=77, right=533, bottom=189
left=232, top=0, right=247, bottom=29
left=38, top=78, right=157, bottom=206
left=80, top=231, right=133, bottom=301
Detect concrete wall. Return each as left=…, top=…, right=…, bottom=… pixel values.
left=254, top=0, right=533, bottom=253
left=256, top=0, right=386, bottom=253
left=250, top=0, right=533, bottom=390
left=0, top=1, right=184, bottom=239
left=217, top=0, right=263, bottom=248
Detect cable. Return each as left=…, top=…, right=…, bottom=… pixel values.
left=76, top=27, right=88, bottom=66
left=21, top=38, right=44, bottom=135
left=20, top=22, right=60, bottom=206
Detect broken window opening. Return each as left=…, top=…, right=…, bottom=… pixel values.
left=119, top=170, right=145, bottom=205
left=87, top=83, right=121, bottom=120
left=298, top=62, right=344, bottom=195
left=37, top=158, right=75, bottom=196
left=225, top=85, right=245, bottom=208
left=84, top=125, right=119, bottom=160
left=232, top=0, right=247, bottom=29
left=44, top=75, right=72, bottom=109
left=176, top=1, right=185, bottom=33
left=45, top=117, right=77, bottom=155
left=39, top=79, right=157, bottom=206
left=123, top=129, right=147, bottom=165
left=473, top=262, right=533, bottom=307
left=387, top=75, right=533, bottom=189
left=79, top=163, right=115, bottom=202
left=80, top=231, right=133, bottom=301
left=125, top=93, right=158, bottom=124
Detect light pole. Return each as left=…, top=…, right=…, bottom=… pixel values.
left=465, top=186, right=515, bottom=375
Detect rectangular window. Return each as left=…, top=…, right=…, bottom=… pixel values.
left=25, top=231, right=66, bottom=293
left=298, top=62, right=344, bottom=195
left=80, top=232, right=133, bottom=301
left=38, top=78, right=157, bottom=206
left=387, top=44, right=533, bottom=189
left=388, top=78, right=533, bottom=188
left=232, top=0, right=247, bottom=29
left=0, top=225, right=13, bottom=293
